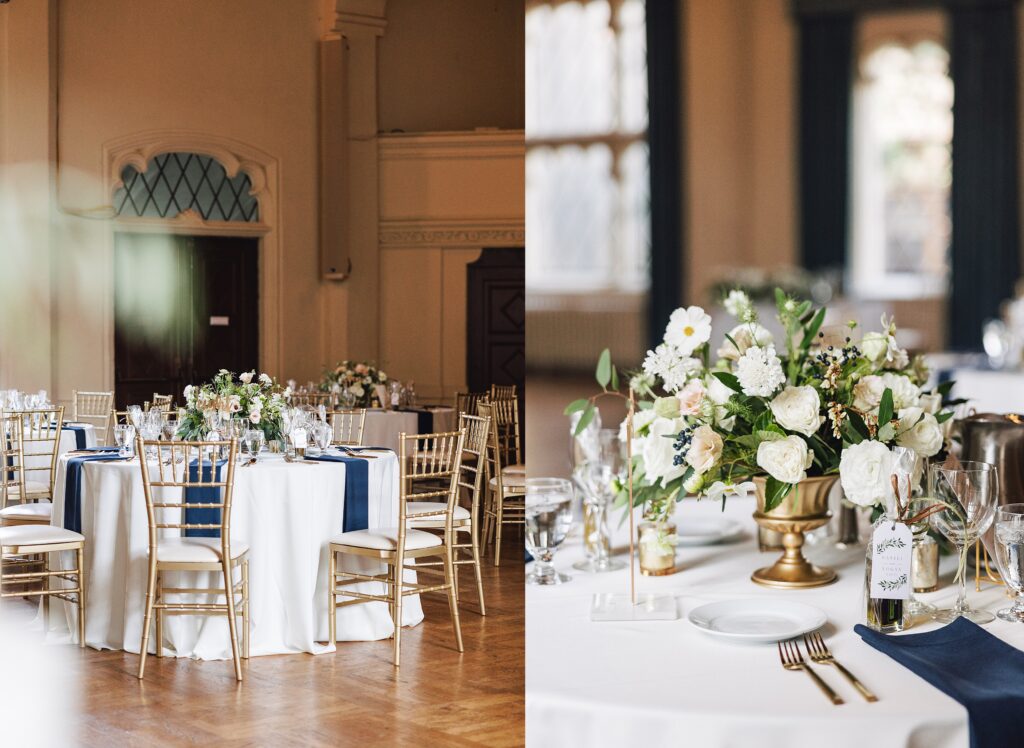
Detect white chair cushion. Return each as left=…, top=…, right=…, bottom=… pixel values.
left=490, top=473, right=525, bottom=489
left=331, top=528, right=442, bottom=551
left=0, top=502, right=53, bottom=520
left=406, top=502, right=470, bottom=521
left=0, top=524, right=83, bottom=547
left=502, top=463, right=526, bottom=476
left=155, top=537, right=249, bottom=563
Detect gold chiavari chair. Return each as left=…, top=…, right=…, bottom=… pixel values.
left=478, top=402, right=525, bottom=566
left=327, top=428, right=467, bottom=667
left=328, top=409, right=366, bottom=446
left=0, top=407, right=65, bottom=526
left=487, top=396, right=525, bottom=477
left=0, top=524, right=86, bottom=645
left=148, top=393, right=173, bottom=412
left=288, top=391, right=335, bottom=409
left=489, top=384, right=517, bottom=400
left=406, top=414, right=489, bottom=615
left=455, top=391, right=487, bottom=418
left=72, top=390, right=114, bottom=444
left=136, top=437, right=249, bottom=681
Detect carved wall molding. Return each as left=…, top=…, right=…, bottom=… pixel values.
left=379, top=219, right=524, bottom=248
left=378, top=130, right=525, bottom=161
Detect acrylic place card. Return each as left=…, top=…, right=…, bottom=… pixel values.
left=292, top=428, right=308, bottom=449
left=590, top=592, right=678, bottom=622
left=869, top=521, right=913, bottom=600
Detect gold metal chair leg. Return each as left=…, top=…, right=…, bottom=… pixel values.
left=242, top=559, right=250, bottom=660
left=77, top=545, right=86, bottom=648
left=328, top=549, right=337, bottom=647
left=41, top=551, right=50, bottom=635
left=393, top=556, right=403, bottom=668
left=470, top=524, right=486, bottom=616
left=222, top=560, right=243, bottom=682
left=494, top=494, right=504, bottom=566
left=154, top=572, right=163, bottom=658
left=444, top=547, right=464, bottom=653
left=138, top=559, right=158, bottom=679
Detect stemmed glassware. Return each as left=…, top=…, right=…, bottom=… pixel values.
left=127, top=405, right=144, bottom=430
left=572, top=429, right=626, bottom=573
left=311, top=421, right=332, bottom=455
left=525, top=477, right=575, bottom=586
left=993, top=503, right=1024, bottom=623
left=113, top=423, right=136, bottom=458
left=929, top=461, right=999, bottom=624
left=243, top=429, right=264, bottom=462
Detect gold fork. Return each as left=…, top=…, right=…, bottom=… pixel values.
left=778, top=639, right=844, bottom=705
left=804, top=632, right=878, bottom=702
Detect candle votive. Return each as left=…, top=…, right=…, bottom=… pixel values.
left=912, top=534, right=939, bottom=593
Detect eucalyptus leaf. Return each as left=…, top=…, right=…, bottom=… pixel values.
left=574, top=405, right=596, bottom=436
left=935, top=410, right=954, bottom=424
left=596, top=349, right=612, bottom=388
left=563, top=398, right=589, bottom=415
left=610, top=364, right=620, bottom=391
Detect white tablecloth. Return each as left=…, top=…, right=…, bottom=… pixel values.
left=527, top=495, right=1024, bottom=748
left=362, top=407, right=456, bottom=452
left=938, top=368, right=1024, bottom=414
left=48, top=450, right=423, bottom=659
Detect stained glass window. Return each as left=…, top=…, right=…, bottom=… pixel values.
left=526, top=0, right=649, bottom=293
left=113, top=152, right=259, bottom=222
left=850, top=39, right=952, bottom=299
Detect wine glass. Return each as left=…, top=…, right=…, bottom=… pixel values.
left=204, top=409, right=224, bottom=441
left=929, top=461, right=999, bottom=624
left=127, top=405, right=144, bottom=429
left=312, top=421, right=332, bottom=454
left=113, top=423, right=136, bottom=458
left=525, top=477, right=575, bottom=585
left=243, top=429, right=263, bottom=461
left=993, top=503, right=1024, bottom=623
left=162, top=417, right=179, bottom=442
left=572, top=429, right=626, bottom=573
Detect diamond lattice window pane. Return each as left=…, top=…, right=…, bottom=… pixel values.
left=114, top=152, right=259, bottom=222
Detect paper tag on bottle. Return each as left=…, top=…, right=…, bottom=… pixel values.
left=870, top=521, right=913, bottom=600
left=292, top=428, right=307, bottom=449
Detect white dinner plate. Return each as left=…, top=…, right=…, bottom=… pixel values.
left=673, top=517, right=745, bottom=546
left=687, top=599, right=827, bottom=643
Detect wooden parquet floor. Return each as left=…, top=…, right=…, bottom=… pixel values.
left=5, top=541, right=524, bottom=747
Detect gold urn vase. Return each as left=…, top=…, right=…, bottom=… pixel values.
left=751, top=475, right=838, bottom=589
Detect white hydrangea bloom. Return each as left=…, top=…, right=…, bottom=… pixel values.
left=735, top=344, right=786, bottom=397
left=642, top=343, right=702, bottom=394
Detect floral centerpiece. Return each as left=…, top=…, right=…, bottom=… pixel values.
left=319, top=360, right=388, bottom=408
left=569, top=289, right=959, bottom=584
left=178, top=369, right=288, bottom=442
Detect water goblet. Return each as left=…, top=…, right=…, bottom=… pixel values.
left=162, top=418, right=179, bottom=442
left=993, top=503, right=1024, bottom=623
left=525, top=477, right=575, bottom=585
left=311, top=421, right=332, bottom=455
left=127, top=405, right=144, bottom=429
left=572, top=429, right=627, bottom=573
left=243, top=429, right=263, bottom=462
left=929, top=461, right=999, bottom=624
left=113, top=423, right=136, bottom=458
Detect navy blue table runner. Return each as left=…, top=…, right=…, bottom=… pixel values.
left=307, top=453, right=369, bottom=532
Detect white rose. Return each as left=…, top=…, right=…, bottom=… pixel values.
left=183, top=384, right=195, bottom=403
left=249, top=409, right=262, bottom=424
left=861, top=332, right=889, bottom=363
left=641, top=417, right=687, bottom=486
left=756, top=435, right=813, bottom=484
left=879, top=373, right=920, bottom=410
left=895, top=407, right=944, bottom=458
left=350, top=384, right=364, bottom=397
left=686, top=425, right=723, bottom=475
left=239, top=371, right=254, bottom=384
left=918, top=392, right=942, bottom=415
left=705, top=374, right=736, bottom=431
left=717, top=323, right=773, bottom=362
left=259, top=373, right=272, bottom=386
left=852, top=375, right=884, bottom=413
left=769, top=386, right=824, bottom=437
left=839, top=440, right=895, bottom=508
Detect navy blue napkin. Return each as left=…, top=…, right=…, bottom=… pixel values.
left=80, top=446, right=120, bottom=453
left=855, top=618, right=1024, bottom=748
left=307, top=453, right=369, bottom=532
left=62, top=425, right=88, bottom=449
left=63, top=453, right=126, bottom=532
left=184, top=459, right=226, bottom=538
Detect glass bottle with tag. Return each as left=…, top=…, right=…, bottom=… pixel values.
left=864, top=512, right=913, bottom=633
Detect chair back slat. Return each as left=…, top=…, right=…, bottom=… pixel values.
left=489, top=384, right=517, bottom=400
left=3, top=407, right=64, bottom=501
left=288, top=391, right=335, bottom=408
left=148, top=394, right=174, bottom=412
left=328, top=409, right=366, bottom=446
left=457, top=414, right=490, bottom=508
left=455, top=391, right=487, bottom=418
left=482, top=397, right=521, bottom=467
left=73, top=390, right=115, bottom=441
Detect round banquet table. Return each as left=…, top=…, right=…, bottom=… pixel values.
left=526, top=494, right=1024, bottom=748
left=22, top=422, right=96, bottom=473
left=47, top=449, right=423, bottom=659
left=362, top=406, right=457, bottom=452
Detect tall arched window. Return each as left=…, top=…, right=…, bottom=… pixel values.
left=850, top=30, right=953, bottom=300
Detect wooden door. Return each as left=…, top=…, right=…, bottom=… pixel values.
left=466, top=246, right=525, bottom=408
left=114, top=234, right=259, bottom=409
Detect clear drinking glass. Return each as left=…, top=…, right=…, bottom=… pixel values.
left=572, top=429, right=627, bottom=573
left=243, top=429, right=263, bottom=461
left=127, top=405, right=144, bottom=429
left=113, top=423, right=136, bottom=458
left=930, top=461, right=999, bottom=624
left=525, top=477, right=575, bottom=585
left=311, top=421, right=332, bottom=454
left=993, top=503, right=1024, bottom=623
left=204, top=409, right=224, bottom=441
